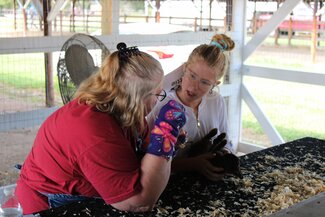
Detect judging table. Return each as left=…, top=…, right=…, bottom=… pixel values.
left=36, top=137, right=324, bottom=217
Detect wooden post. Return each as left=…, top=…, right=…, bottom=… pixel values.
left=82, top=0, right=85, bottom=32
left=228, top=0, right=246, bottom=152
left=194, top=17, right=198, bottom=32
left=22, top=8, right=27, bottom=36
left=54, top=15, right=57, bottom=32
left=311, top=0, right=319, bottom=63
left=43, top=0, right=54, bottom=107
left=274, top=1, right=280, bottom=45
left=318, top=1, right=323, bottom=47
left=274, top=28, right=280, bottom=45
left=199, top=0, right=203, bottom=31
left=60, top=10, right=63, bottom=34
left=252, top=12, right=257, bottom=34
left=101, top=0, right=113, bottom=35
left=155, top=0, right=160, bottom=23
left=252, top=0, right=256, bottom=34
left=288, top=15, right=293, bottom=45
left=13, top=0, right=17, bottom=30
left=71, top=0, right=76, bottom=32
left=225, top=0, right=233, bottom=31
left=86, top=14, right=89, bottom=33
left=209, top=0, right=212, bottom=31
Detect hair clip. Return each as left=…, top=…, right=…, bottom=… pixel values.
left=117, top=42, right=140, bottom=60
left=210, top=40, right=227, bottom=51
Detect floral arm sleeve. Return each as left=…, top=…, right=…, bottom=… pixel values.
left=146, top=100, right=186, bottom=159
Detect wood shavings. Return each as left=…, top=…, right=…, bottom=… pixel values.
left=255, top=166, right=324, bottom=216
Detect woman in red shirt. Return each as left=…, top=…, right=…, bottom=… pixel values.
left=15, top=42, right=186, bottom=215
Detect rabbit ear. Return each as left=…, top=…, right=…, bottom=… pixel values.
left=208, top=133, right=227, bottom=153
left=204, top=128, right=218, bottom=140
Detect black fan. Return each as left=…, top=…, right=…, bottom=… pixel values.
left=57, top=33, right=110, bottom=104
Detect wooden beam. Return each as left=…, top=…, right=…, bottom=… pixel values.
left=31, top=0, right=43, bottom=17
left=0, top=32, right=212, bottom=54
left=47, top=0, right=66, bottom=22
left=241, top=84, right=284, bottom=146
left=23, top=0, right=32, bottom=9
left=243, top=65, right=325, bottom=86
left=237, top=141, right=265, bottom=154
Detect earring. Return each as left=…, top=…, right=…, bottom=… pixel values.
left=209, top=85, right=219, bottom=94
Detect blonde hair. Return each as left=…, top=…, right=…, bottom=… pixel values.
left=186, top=33, right=235, bottom=81
left=76, top=50, right=163, bottom=133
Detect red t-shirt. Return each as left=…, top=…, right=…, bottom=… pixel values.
left=16, top=99, right=146, bottom=214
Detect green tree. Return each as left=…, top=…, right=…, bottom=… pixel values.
left=0, top=0, right=13, bottom=9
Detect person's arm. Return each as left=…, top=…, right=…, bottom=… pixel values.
left=111, top=154, right=171, bottom=212
left=171, top=155, right=198, bottom=172
left=145, top=109, right=157, bottom=132
left=79, top=136, right=171, bottom=213
left=112, top=100, right=186, bottom=212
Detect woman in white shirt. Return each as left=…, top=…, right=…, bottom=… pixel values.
left=147, top=34, right=235, bottom=181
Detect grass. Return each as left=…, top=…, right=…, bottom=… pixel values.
left=242, top=101, right=325, bottom=144
left=0, top=53, right=60, bottom=91
left=0, top=53, right=63, bottom=106
left=0, top=54, right=45, bottom=88
left=242, top=75, right=325, bottom=145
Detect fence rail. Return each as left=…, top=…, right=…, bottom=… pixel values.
left=0, top=9, right=227, bottom=34
left=1, top=9, right=324, bottom=47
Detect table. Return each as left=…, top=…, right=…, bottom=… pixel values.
left=269, top=192, right=324, bottom=217
left=36, top=137, right=324, bottom=217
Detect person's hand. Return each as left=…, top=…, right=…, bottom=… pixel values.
left=193, top=153, right=225, bottom=181
left=187, top=128, right=243, bottom=179
left=147, top=100, right=186, bottom=159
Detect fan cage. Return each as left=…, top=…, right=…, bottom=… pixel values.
left=57, top=33, right=110, bottom=104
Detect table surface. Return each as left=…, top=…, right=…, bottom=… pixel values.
left=37, top=137, right=325, bottom=217
left=268, top=192, right=324, bottom=217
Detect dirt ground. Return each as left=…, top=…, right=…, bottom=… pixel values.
left=0, top=127, right=39, bottom=186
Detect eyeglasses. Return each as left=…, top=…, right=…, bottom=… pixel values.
left=153, top=89, right=167, bottom=102
left=184, top=70, right=215, bottom=91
